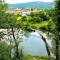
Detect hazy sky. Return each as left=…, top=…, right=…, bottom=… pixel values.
left=6, top=0, right=54, bottom=4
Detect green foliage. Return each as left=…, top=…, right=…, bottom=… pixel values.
left=0, top=42, right=11, bottom=60
left=23, top=55, right=49, bottom=60
left=55, top=0, right=60, bottom=31
left=0, top=0, right=58, bottom=60
left=0, top=0, right=8, bottom=28
left=23, top=55, right=33, bottom=60
left=30, top=11, right=49, bottom=21
left=0, top=32, right=5, bottom=40
left=16, top=11, right=51, bottom=32
left=0, top=0, right=7, bottom=12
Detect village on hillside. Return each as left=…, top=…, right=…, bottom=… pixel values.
left=6, top=8, right=41, bottom=16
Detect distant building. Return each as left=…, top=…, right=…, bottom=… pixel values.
left=6, top=8, right=40, bottom=16
left=14, top=8, right=21, bottom=15
left=21, top=9, right=31, bottom=16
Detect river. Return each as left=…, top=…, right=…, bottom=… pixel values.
left=19, top=32, right=51, bottom=56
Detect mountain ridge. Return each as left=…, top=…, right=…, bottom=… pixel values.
left=8, top=1, right=54, bottom=9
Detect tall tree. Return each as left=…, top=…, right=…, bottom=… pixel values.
left=55, top=0, right=60, bottom=60
left=0, top=0, right=7, bottom=28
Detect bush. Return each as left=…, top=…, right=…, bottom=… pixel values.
left=0, top=42, right=11, bottom=60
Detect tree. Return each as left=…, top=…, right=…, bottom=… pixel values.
left=0, top=41, right=11, bottom=60
left=6, top=13, right=20, bottom=60
left=0, top=0, right=8, bottom=28
left=46, top=0, right=60, bottom=60
left=55, top=0, right=60, bottom=60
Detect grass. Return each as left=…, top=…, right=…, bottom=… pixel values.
left=23, top=55, right=49, bottom=60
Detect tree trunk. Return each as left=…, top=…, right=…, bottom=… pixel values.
left=11, top=28, right=19, bottom=59
left=55, top=35, right=60, bottom=60
left=35, top=30, right=51, bottom=59
left=41, top=35, right=51, bottom=59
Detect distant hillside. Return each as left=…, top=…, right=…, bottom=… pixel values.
left=8, top=1, right=54, bottom=9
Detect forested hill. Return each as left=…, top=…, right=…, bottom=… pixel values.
left=8, top=1, right=54, bottom=9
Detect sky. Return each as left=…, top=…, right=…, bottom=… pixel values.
left=6, top=0, right=54, bottom=4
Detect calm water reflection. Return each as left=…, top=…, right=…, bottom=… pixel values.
left=19, top=32, right=49, bottom=56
